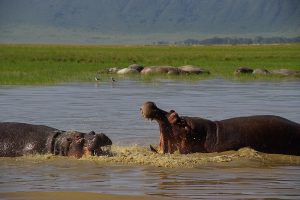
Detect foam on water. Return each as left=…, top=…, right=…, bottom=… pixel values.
left=14, top=145, right=300, bottom=168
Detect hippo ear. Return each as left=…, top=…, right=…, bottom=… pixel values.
left=99, top=133, right=112, bottom=145
left=88, top=131, right=96, bottom=135
left=170, top=110, right=179, bottom=117
left=168, top=110, right=180, bottom=124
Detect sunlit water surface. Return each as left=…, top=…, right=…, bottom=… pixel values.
left=0, top=78, right=300, bottom=199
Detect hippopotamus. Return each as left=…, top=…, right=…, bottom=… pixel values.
left=179, top=65, right=210, bottom=75
left=140, top=102, right=300, bottom=155
left=107, top=67, right=120, bottom=74
left=128, top=64, right=144, bottom=72
left=140, top=66, right=179, bottom=75
left=234, top=67, right=254, bottom=75
left=117, top=68, right=140, bottom=75
left=253, top=68, right=270, bottom=75
left=0, top=122, right=112, bottom=158
left=271, top=69, right=300, bottom=77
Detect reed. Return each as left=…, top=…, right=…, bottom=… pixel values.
left=0, top=44, right=299, bottom=85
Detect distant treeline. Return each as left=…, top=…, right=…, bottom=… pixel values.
left=155, top=36, right=300, bottom=45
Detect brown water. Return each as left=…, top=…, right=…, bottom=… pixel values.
left=0, top=78, right=300, bottom=199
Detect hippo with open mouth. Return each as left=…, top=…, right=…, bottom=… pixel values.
left=0, top=122, right=112, bottom=158
left=140, top=102, right=300, bottom=155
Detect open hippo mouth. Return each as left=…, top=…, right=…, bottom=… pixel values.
left=84, top=132, right=112, bottom=156
left=140, top=101, right=180, bottom=153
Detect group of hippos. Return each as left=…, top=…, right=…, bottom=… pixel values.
left=104, top=64, right=300, bottom=77
left=107, top=64, right=210, bottom=75
left=1, top=102, right=300, bottom=158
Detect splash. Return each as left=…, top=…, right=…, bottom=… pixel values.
left=79, top=145, right=300, bottom=168
left=4, top=145, right=300, bottom=168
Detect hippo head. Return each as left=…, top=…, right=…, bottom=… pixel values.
left=140, top=102, right=181, bottom=153
left=54, top=131, right=112, bottom=158
left=141, top=102, right=209, bottom=154
left=140, top=101, right=180, bottom=128
left=84, top=131, right=112, bottom=156
left=140, top=101, right=170, bottom=120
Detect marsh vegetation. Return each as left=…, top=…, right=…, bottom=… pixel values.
left=0, top=44, right=299, bottom=85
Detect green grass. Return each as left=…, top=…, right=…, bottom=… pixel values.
left=0, top=44, right=300, bottom=85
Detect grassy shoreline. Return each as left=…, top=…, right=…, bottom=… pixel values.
left=0, top=44, right=299, bottom=85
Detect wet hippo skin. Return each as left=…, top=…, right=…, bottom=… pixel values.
left=0, top=122, right=112, bottom=158
left=141, top=102, right=300, bottom=155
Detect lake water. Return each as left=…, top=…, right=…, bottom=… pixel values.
left=0, top=78, right=300, bottom=199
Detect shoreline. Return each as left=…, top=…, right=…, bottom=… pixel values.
left=0, top=191, right=169, bottom=200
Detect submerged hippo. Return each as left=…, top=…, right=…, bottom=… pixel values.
left=140, top=102, right=300, bottom=155
left=271, top=69, right=300, bottom=77
left=140, top=66, right=178, bottom=75
left=234, top=67, right=254, bottom=75
left=179, top=65, right=210, bottom=75
left=0, top=122, right=112, bottom=158
left=117, top=68, right=140, bottom=75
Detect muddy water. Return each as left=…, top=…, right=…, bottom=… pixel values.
left=0, top=78, right=300, bottom=199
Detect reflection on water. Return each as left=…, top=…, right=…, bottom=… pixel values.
left=0, top=78, right=300, bottom=199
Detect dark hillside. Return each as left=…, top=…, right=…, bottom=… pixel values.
left=0, top=0, right=299, bottom=43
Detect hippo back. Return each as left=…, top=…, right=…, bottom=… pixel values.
left=0, top=122, right=57, bottom=156
left=214, top=115, right=300, bottom=155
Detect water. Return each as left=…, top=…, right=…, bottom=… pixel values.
left=0, top=78, right=300, bottom=199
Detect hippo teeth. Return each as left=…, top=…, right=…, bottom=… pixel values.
left=91, top=149, right=98, bottom=156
